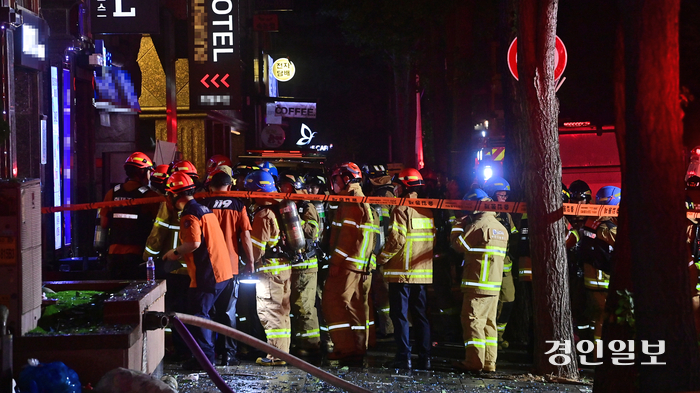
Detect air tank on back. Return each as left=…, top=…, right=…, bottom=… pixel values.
left=372, top=205, right=389, bottom=255
left=277, top=200, right=306, bottom=259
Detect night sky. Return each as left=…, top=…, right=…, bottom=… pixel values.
left=263, top=0, right=700, bottom=166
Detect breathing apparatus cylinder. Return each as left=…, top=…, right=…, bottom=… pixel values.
left=277, top=200, right=306, bottom=260
left=94, top=210, right=108, bottom=251
left=372, top=205, right=388, bottom=255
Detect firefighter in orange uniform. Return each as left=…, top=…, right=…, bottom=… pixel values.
left=203, top=170, right=254, bottom=366
left=100, top=152, right=160, bottom=279
left=323, top=162, right=377, bottom=360
left=451, top=189, right=508, bottom=373
left=162, top=172, right=233, bottom=370
left=377, top=168, right=435, bottom=370
left=246, top=170, right=292, bottom=366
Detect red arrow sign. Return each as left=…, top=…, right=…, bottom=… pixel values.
left=200, top=74, right=210, bottom=88
left=221, top=74, right=229, bottom=88
left=211, top=74, right=220, bottom=88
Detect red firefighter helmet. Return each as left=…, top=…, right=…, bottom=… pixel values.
left=151, top=164, right=170, bottom=185
left=331, top=162, right=362, bottom=180
left=206, top=154, right=232, bottom=175
left=172, top=160, right=199, bottom=180
left=394, top=168, right=424, bottom=187
left=166, top=171, right=196, bottom=194
left=124, top=152, right=154, bottom=170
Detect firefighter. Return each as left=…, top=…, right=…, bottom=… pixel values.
left=277, top=173, right=322, bottom=356
left=246, top=170, right=292, bottom=366
left=323, top=162, right=377, bottom=360
left=143, top=164, right=190, bottom=361
left=578, top=186, right=619, bottom=345
left=162, top=171, right=233, bottom=370
left=567, top=180, right=594, bottom=339
left=100, top=152, right=160, bottom=280
left=260, top=161, right=279, bottom=183
left=150, top=164, right=170, bottom=194
left=233, top=163, right=260, bottom=191
left=378, top=168, right=435, bottom=370
left=305, top=172, right=334, bottom=352
left=203, top=170, right=254, bottom=366
left=686, top=177, right=700, bottom=343
left=451, top=189, right=508, bottom=373
left=362, top=163, right=395, bottom=343
left=206, top=154, right=232, bottom=176
left=482, top=177, right=518, bottom=350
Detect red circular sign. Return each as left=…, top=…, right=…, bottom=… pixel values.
left=507, top=36, right=567, bottom=81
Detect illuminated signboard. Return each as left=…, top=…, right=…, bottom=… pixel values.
left=90, top=0, right=160, bottom=34
left=271, top=58, right=295, bottom=82
left=266, top=102, right=316, bottom=119
left=62, top=69, right=72, bottom=246
left=51, top=67, right=61, bottom=249
left=296, top=123, right=316, bottom=145
left=189, top=0, right=242, bottom=110
left=15, top=7, right=47, bottom=70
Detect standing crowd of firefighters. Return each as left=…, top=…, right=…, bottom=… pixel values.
left=98, top=151, right=654, bottom=373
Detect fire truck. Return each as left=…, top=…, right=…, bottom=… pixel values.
left=473, top=122, right=621, bottom=195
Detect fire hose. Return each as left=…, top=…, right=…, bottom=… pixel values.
left=170, top=313, right=371, bottom=393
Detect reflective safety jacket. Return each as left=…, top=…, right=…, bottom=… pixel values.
left=494, top=212, right=518, bottom=275
left=294, top=201, right=320, bottom=272
left=143, top=202, right=187, bottom=272
left=328, top=182, right=378, bottom=273
left=102, top=180, right=160, bottom=253
left=251, top=204, right=291, bottom=275
left=581, top=217, right=616, bottom=290
left=377, top=196, right=435, bottom=284
left=451, top=211, right=508, bottom=295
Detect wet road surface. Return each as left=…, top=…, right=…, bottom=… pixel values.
left=162, top=345, right=593, bottom=393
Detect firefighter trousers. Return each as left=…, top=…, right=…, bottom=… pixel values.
left=186, top=279, right=231, bottom=363
left=322, top=266, right=370, bottom=356
left=256, top=270, right=292, bottom=359
left=389, top=283, right=430, bottom=361
left=371, top=267, right=394, bottom=336
left=497, top=271, right=515, bottom=340
left=461, top=293, right=499, bottom=371
left=291, top=270, right=321, bottom=349
left=214, top=277, right=239, bottom=357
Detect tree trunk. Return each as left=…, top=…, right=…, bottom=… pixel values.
left=516, top=0, right=579, bottom=378
left=618, top=1, right=700, bottom=391
left=595, top=22, right=638, bottom=393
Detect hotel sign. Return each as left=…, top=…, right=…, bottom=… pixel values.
left=189, top=0, right=242, bottom=110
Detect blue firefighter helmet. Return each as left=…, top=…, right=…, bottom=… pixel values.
left=244, top=170, right=277, bottom=193
left=483, top=176, right=510, bottom=199
left=595, top=186, right=621, bottom=206
left=259, top=161, right=279, bottom=180
left=463, top=188, right=490, bottom=201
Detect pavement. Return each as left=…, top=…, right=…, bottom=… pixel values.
left=162, top=343, right=594, bottom=393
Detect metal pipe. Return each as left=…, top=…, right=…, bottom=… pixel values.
left=170, top=316, right=235, bottom=393
left=142, top=311, right=169, bottom=331
left=172, top=313, right=371, bottom=393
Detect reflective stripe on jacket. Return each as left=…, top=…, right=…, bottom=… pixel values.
left=251, top=206, right=291, bottom=275
left=378, top=198, right=435, bottom=284
left=295, top=201, right=320, bottom=272
left=451, top=211, right=508, bottom=295
left=328, top=183, right=377, bottom=273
